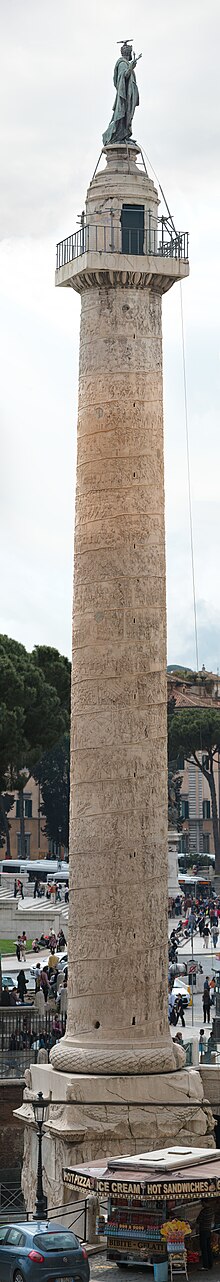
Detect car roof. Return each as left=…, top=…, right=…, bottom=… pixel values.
left=6, top=1221, right=77, bottom=1234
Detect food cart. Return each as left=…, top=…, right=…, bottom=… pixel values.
left=63, top=1146, right=220, bottom=1274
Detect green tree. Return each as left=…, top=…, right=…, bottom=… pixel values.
left=0, top=635, right=71, bottom=857
left=169, top=708, right=220, bottom=875
left=34, top=734, right=70, bottom=851
left=0, top=793, right=14, bottom=858
left=167, top=696, right=183, bottom=831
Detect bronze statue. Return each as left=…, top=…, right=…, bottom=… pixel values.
left=103, top=42, right=142, bottom=146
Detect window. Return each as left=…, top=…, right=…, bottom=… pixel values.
left=203, top=834, right=210, bottom=854
left=179, top=833, right=189, bottom=854
left=17, top=834, right=31, bottom=858
left=203, top=799, right=211, bottom=819
left=121, top=204, right=144, bottom=255
left=0, top=1227, right=8, bottom=1243
left=25, top=798, right=32, bottom=818
left=180, top=798, right=189, bottom=819
left=16, top=796, right=32, bottom=819
left=6, top=1228, right=26, bottom=1246
left=35, top=1231, right=78, bottom=1252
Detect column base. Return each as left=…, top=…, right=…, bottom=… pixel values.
left=49, top=1034, right=185, bottom=1075
left=15, top=1061, right=215, bottom=1221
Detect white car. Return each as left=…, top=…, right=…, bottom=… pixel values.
left=173, top=979, right=191, bottom=1008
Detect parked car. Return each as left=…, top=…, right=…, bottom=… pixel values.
left=1, top=969, right=35, bottom=997
left=0, top=1221, right=90, bottom=1282
left=173, top=979, right=191, bottom=1008
left=31, top=952, right=67, bottom=979
left=2, top=974, right=15, bottom=990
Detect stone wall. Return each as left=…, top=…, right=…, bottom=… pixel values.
left=0, top=899, right=65, bottom=940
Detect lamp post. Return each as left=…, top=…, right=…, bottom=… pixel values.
left=32, top=1092, right=49, bottom=1219
left=58, top=826, right=62, bottom=865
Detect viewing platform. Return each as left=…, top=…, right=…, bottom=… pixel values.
left=55, top=216, right=189, bottom=294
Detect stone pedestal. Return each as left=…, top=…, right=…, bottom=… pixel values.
left=17, top=144, right=214, bottom=1215
left=16, top=1062, right=214, bottom=1219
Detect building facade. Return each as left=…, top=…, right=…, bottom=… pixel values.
left=2, top=778, right=66, bottom=861
left=168, top=669, right=220, bottom=857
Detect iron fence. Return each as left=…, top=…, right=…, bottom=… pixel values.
left=0, top=1188, right=108, bottom=1238
left=56, top=219, right=189, bottom=270
left=0, top=1008, right=65, bottom=1077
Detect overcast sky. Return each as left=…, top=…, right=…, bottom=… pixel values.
left=0, top=0, right=220, bottom=671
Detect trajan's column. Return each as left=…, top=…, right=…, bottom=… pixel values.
left=20, top=43, right=214, bottom=1214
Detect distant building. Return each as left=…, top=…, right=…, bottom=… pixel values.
left=3, top=777, right=66, bottom=860
left=168, top=668, right=220, bottom=856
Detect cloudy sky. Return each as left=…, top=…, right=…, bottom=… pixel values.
left=0, top=0, right=220, bottom=670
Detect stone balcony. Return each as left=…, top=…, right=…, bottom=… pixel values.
left=55, top=218, right=189, bottom=295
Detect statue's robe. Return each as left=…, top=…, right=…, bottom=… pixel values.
left=103, top=56, right=139, bottom=146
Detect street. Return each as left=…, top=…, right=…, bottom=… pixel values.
left=169, top=920, right=219, bottom=1049
left=90, top=1250, right=219, bottom=1281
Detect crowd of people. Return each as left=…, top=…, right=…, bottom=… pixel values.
left=31, top=927, right=66, bottom=953
left=14, top=874, right=69, bottom=904
left=169, top=893, right=220, bottom=951
left=0, top=926, right=68, bottom=1026
left=7, top=1012, right=65, bottom=1055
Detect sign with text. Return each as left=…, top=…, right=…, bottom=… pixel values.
left=63, top=1168, right=220, bottom=1202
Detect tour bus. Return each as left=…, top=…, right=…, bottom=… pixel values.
left=0, top=857, right=69, bottom=883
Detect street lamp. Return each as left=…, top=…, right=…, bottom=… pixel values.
left=58, top=826, right=62, bottom=865
left=32, top=1092, right=49, bottom=1219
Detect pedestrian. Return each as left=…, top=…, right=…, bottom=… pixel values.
left=199, top=1028, right=206, bottom=1062
left=188, top=911, right=196, bottom=933
left=199, top=915, right=205, bottom=937
left=34, top=980, right=45, bottom=1015
left=14, top=878, right=17, bottom=898
left=10, top=987, right=18, bottom=1006
left=168, top=989, right=177, bottom=1025
left=57, top=929, right=66, bottom=950
left=203, top=979, right=211, bottom=1024
left=40, top=968, right=50, bottom=1003
left=48, top=952, right=59, bottom=975
left=21, top=931, right=27, bottom=961
left=175, top=996, right=185, bottom=1028
left=203, top=922, right=210, bottom=949
left=206, top=1031, right=216, bottom=1064
left=199, top=1199, right=213, bottom=1269
left=17, top=970, right=27, bottom=1003
left=49, top=931, right=57, bottom=952
left=58, top=977, right=67, bottom=1028
left=34, top=877, right=38, bottom=899
left=15, top=935, right=22, bottom=961
left=1, top=985, right=12, bottom=1007
left=20, top=880, right=24, bottom=900
left=173, top=1030, right=183, bottom=1046
left=212, top=924, right=219, bottom=949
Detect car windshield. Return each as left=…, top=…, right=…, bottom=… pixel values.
left=34, top=1232, right=78, bottom=1251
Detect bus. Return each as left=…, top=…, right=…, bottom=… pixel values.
left=0, top=858, right=69, bottom=883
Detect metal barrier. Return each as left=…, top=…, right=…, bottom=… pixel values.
left=0, top=1189, right=108, bottom=1239
left=0, top=1008, right=65, bottom=1077
left=56, top=219, right=189, bottom=270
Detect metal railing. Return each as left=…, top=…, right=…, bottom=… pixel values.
left=56, top=218, right=189, bottom=270
left=0, top=1008, right=65, bottom=1077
